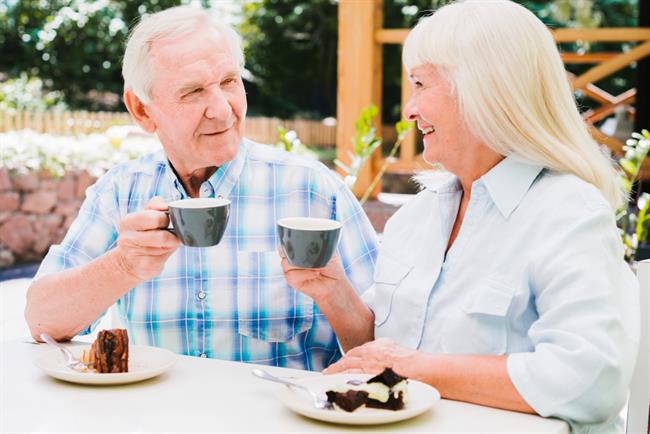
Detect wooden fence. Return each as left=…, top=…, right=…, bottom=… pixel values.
left=0, top=111, right=338, bottom=148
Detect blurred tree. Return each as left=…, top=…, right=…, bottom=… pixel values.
left=238, top=0, right=338, bottom=118
left=0, top=0, right=189, bottom=110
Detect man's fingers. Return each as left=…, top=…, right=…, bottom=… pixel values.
left=121, top=228, right=180, bottom=250
left=122, top=209, right=170, bottom=231
left=145, top=196, right=169, bottom=211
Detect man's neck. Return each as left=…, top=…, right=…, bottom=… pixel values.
left=170, top=163, right=218, bottom=198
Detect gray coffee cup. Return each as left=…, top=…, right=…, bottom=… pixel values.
left=277, top=217, right=342, bottom=268
left=166, top=198, right=230, bottom=247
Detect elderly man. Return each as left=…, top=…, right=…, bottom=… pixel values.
left=25, top=6, right=377, bottom=371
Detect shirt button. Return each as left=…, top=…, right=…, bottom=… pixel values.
left=199, top=353, right=207, bottom=358
left=197, top=291, right=206, bottom=300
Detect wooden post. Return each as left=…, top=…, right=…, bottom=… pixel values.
left=336, top=0, right=383, bottom=199
left=400, top=65, right=415, bottom=162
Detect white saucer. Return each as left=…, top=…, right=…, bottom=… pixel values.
left=35, top=345, right=176, bottom=385
left=276, top=373, right=440, bottom=425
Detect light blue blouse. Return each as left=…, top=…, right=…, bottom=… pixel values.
left=361, top=155, right=640, bottom=433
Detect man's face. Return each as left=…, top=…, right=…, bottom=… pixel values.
left=145, top=28, right=247, bottom=175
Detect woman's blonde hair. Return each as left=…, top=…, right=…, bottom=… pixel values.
left=122, top=6, right=244, bottom=105
left=403, top=0, right=624, bottom=209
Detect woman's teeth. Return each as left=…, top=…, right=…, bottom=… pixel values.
left=420, top=126, right=435, bottom=135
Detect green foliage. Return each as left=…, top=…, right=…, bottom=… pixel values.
left=0, top=73, right=67, bottom=112
left=0, top=0, right=185, bottom=110
left=334, top=105, right=383, bottom=189
left=238, top=0, right=338, bottom=118
left=617, top=129, right=650, bottom=262
left=333, top=104, right=414, bottom=201
left=275, top=125, right=318, bottom=160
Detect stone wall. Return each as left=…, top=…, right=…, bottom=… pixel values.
left=0, top=168, right=97, bottom=267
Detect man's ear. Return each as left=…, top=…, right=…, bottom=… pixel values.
left=123, top=88, right=156, bottom=133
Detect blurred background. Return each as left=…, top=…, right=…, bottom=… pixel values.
left=1, top=0, right=649, bottom=270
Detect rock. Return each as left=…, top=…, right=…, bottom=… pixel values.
left=57, top=175, right=76, bottom=200
left=41, top=214, right=63, bottom=235
left=0, top=169, right=12, bottom=191
left=32, top=227, right=54, bottom=256
left=0, top=215, right=34, bottom=255
left=76, top=171, right=97, bottom=199
left=54, top=201, right=81, bottom=218
left=22, top=191, right=58, bottom=214
left=13, top=172, right=39, bottom=192
left=0, top=192, right=20, bottom=212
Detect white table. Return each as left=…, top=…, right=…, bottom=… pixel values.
left=1, top=280, right=568, bottom=433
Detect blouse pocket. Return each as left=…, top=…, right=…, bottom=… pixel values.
left=236, top=250, right=314, bottom=342
left=372, top=252, right=413, bottom=326
left=441, top=278, right=516, bottom=355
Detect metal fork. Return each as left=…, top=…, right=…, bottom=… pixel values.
left=252, top=368, right=334, bottom=410
left=40, top=333, right=90, bottom=372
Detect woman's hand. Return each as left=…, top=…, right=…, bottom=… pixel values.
left=323, top=338, right=418, bottom=375
left=279, top=252, right=348, bottom=304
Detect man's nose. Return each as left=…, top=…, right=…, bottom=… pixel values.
left=204, top=88, right=232, bottom=120
left=403, top=96, right=418, bottom=121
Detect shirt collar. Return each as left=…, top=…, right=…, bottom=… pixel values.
left=480, top=154, right=544, bottom=219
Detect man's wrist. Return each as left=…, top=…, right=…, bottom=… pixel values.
left=104, top=248, right=143, bottom=288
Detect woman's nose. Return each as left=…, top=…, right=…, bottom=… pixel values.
left=403, top=96, right=418, bottom=121
left=205, top=88, right=232, bottom=120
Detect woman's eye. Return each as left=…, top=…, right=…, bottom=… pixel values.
left=222, top=78, right=236, bottom=86
left=185, top=88, right=202, bottom=97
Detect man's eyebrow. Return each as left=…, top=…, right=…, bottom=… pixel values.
left=177, top=81, right=203, bottom=94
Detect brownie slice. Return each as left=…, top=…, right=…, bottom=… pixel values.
left=326, top=390, right=369, bottom=412
left=93, top=329, right=129, bottom=373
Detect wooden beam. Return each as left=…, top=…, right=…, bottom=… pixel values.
left=560, top=52, right=618, bottom=63
left=551, top=28, right=650, bottom=42
left=572, top=41, right=650, bottom=90
left=375, top=28, right=409, bottom=44
left=583, top=88, right=636, bottom=124
left=336, top=0, right=383, bottom=199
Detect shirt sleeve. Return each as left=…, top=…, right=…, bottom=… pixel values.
left=507, top=203, right=640, bottom=425
left=33, top=168, right=122, bottom=334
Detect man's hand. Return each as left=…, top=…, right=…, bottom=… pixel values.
left=323, top=338, right=417, bottom=375
left=111, top=196, right=181, bottom=282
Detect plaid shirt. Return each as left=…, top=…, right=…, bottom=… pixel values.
left=36, top=139, right=378, bottom=371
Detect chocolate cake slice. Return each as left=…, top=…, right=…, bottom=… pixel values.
left=82, top=329, right=129, bottom=373
left=326, top=367, right=408, bottom=412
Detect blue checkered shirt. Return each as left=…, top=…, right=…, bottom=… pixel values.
left=35, top=139, right=378, bottom=371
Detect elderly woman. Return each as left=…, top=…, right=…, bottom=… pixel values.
left=281, top=1, right=639, bottom=432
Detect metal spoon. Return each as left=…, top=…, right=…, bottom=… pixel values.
left=252, top=368, right=334, bottom=410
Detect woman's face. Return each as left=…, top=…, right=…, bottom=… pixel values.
left=404, top=64, right=472, bottom=173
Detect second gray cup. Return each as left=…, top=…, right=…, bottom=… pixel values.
left=277, top=217, right=342, bottom=268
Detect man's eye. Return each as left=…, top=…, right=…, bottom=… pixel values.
left=185, top=88, right=202, bottom=96
left=222, top=78, right=237, bottom=86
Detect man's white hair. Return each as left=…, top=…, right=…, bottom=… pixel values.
left=122, top=6, right=244, bottom=105
left=403, top=0, right=624, bottom=210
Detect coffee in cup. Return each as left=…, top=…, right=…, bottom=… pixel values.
left=167, top=198, right=230, bottom=247
left=277, top=217, right=342, bottom=268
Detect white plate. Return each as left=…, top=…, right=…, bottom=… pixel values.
left=35, top=345, right=176, bottom=385
left=276, top=373, right=440, bottom=425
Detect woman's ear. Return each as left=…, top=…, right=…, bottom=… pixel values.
left=123, top=89, right=156, bottom=133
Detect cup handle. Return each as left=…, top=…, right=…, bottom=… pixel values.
left=163, top=210, right=176, bottom=234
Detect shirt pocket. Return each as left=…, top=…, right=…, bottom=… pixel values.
left=372, top=252, right=413, bottom=326
left=441, top=278, right=516, bottom=355
left=236, top=250, right=314, bottom=342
